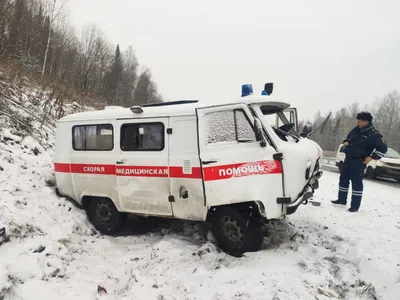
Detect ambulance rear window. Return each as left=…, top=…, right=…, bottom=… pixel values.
left=72, top=124, right=113, bottom=151
left=120, top=122, right=165, bottom=151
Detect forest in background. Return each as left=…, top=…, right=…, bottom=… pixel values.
left=0, top=0, right=162, bottom=107
left=2, top=1, right=399, bottom=155
left=302, top=90, right=400, bottom=153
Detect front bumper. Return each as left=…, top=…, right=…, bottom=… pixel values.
left=375, top=166, right=400, bottom=180
left=286, top=170, right=323, bottom=215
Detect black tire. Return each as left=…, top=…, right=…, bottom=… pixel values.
left=86, top=198, right=126, bottom=235
left=396, top=179, right=400, bottom=183
left=211, top=206, right=263, bottom=257
left=365, top=167, right=376, bottom=179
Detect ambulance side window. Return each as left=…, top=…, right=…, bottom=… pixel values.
left=205, top=109, right=256, bottom=144
left=72, top=124, right=113, bottom=151
left=235, top=109, right=257, bottom=142
left=120, top=122, right=164, bottom=151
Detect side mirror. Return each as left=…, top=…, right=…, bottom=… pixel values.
left=254, top=118, right=267, bottom=147
left=300, top=124, right=313, bottom=138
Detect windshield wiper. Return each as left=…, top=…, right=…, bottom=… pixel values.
left=273, top=127, right=299, bottom=141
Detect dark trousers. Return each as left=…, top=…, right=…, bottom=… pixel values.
left=338, top=158, right=366, bottom=209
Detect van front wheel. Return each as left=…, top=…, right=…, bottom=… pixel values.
left=87, top=198, right=126, bottom=235
left=211, top=207, right=263, bottom=257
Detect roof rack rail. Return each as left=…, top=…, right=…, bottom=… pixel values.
left=142, top=100, right=199, bottom=107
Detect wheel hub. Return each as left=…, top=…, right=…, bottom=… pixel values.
left=96, top=200, right=112, bottom=223
left=220, top=217, right=244, bottom=247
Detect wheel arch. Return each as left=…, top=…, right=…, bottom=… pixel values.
left=81, top=195, right=121, bottom=211
left=206, top=200, right=266, bottom=223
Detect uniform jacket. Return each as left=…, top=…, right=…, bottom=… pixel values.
left=343, top=122, right=387, bottom=160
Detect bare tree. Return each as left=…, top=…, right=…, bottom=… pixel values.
left=347, top=102, right=360, bottom=118
left=78, top=24, right=104, bottom=92
left=0, top=0, right=14, bottom=55
left=372, top=91, right=400, bottom=150
left=121, top=45, right=139, bottom=106
left=0, top=0, right=163, bottom=108
left=41, top=0, right=68, bottom=77
left=302, top=91, right=400, bottom=152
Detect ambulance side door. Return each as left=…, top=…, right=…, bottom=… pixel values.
left=115, top=118, right=173, bottom=216
left=168, top=115, right=208, bottom=221
left=196, top=104, right=284, bottom=219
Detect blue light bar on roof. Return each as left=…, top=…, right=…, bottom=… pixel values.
left=241, top=84, right=253, bottom=97
left=263, top=82, right=273, bottom=95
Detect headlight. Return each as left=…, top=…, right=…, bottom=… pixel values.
left=376, top=160, right=385, bottom=167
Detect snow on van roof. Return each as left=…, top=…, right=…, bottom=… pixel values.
left=58, top=95, right=290, bottom=122
left=58, top=100, right=202, bottom=122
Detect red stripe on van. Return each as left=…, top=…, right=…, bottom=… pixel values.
left=169, top=166, right=202, bottom=179
left=53, top=160, right=282, bottom=180
left=70, top=164, right=116, bottom=175
left=116, top=166, right=169, bottom=177
left=115, top=166, right=203, bottom=178
left=203, top=160, right=282, bottom=181
left=54, top=163, right=70, bottom=173
left=54, top=163, right=203, bottom=179
left=54, top=163, right=115, bottom=175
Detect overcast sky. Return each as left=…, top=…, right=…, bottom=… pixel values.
left=67, top=0, right=399, bottom=121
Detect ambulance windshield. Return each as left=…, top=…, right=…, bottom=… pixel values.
left=258, top=105, right=300, bottom=142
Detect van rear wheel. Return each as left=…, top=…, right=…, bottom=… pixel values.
left=87, top=198, right=126, bottom=235
left=211, top=206, right=263, bottom=257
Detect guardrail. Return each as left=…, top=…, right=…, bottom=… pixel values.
left=321, top=157, right=337, bottom=166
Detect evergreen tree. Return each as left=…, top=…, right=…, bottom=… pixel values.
left=106, top=44, right=123, bottom=105
left=133, top=67, right=161, bottom=105
left=121, top=46, right=138, bottom=107
left=0, top=3, right=164, bottom=107
left=8, top=0, right=26, bottom=57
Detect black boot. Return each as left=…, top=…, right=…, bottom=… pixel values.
left=331, top=199, right=346, bottom=205
left=348, top=207, right=358, bottom=212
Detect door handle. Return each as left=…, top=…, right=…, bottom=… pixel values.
left=202, top=160, right=218, bottom=165
left=116, top=160, right=125, bottom=165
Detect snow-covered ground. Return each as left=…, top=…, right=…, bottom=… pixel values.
left=1, top=125, right=399, bottom=300
left=1, top=77, right=399, bottom=300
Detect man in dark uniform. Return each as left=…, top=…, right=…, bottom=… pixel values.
left=331, top=111, right=387, bottom=212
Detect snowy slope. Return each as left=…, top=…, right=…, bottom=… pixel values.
left=1, top=128, right=400, bottom=300
left=1, top=80, right=400, bottom=300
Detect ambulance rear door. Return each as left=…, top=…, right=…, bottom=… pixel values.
left=168, top=115, right=208, bottom=221
left=115, top=117, right=173, bottom=216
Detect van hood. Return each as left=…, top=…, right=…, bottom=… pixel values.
left=381, top=157, right=400, bottom=164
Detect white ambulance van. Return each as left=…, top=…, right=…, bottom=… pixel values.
left=54, top=83, right=323, bottom=256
